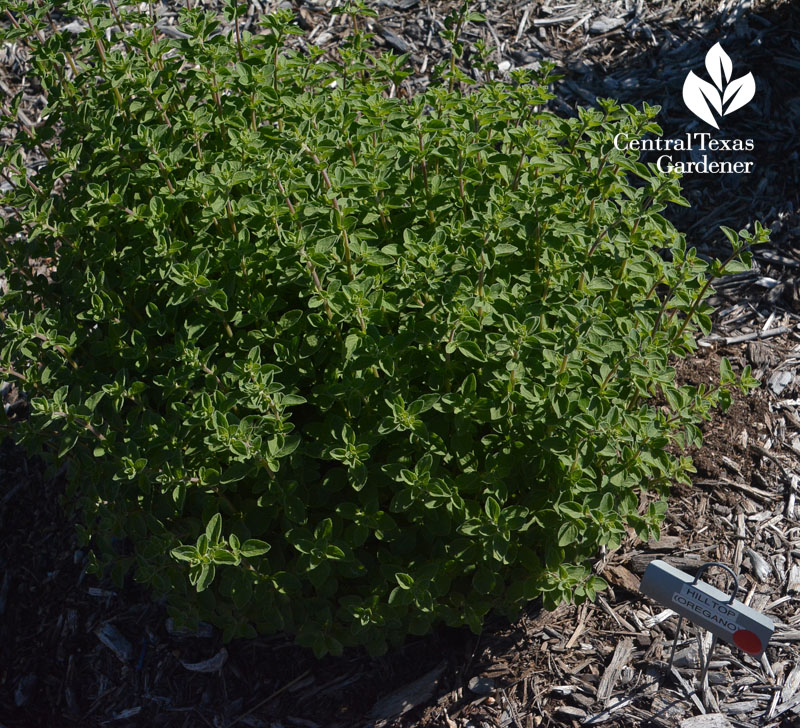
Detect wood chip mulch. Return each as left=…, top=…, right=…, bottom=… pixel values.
left=2, top=1, right=800, bottom=727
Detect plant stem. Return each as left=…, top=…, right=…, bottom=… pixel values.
left=234, top=7, right=243, bottom=62
left=417, top=128, right=434, bottom=224
left=671, top=246, right=749, bottom=346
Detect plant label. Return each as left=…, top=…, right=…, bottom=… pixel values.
left=641, top=559, right=774, bottom=657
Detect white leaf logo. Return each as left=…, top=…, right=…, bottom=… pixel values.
left=682, top=42, right=756, bottom=129
left=683, top=71, right=723, bottom=129
left=705, top=42, right=732, bottom=90
left=724, top=72, right=756, bottom=115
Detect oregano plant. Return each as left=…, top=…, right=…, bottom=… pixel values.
left=0, top=0, right=765, bottom=657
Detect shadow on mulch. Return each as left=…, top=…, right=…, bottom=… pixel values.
left=553, top=0, right=800, bottom=249
left=0, top=431, right=471, bottom=728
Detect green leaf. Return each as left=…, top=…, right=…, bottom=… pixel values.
left=388, top=586, right=411, bottom=606
left=395, top=572, right=414, bottom=590
left=557, top=523, right=579, bottom=547
left=212, top=549, right=238, bottom=565
left=472, top=566, right=495, bottom=595
left=171, top=545, right=199, bottom=563
left=457, top=518, right=482, bottom=536
left=408, top=394, right=439, bottom=415
left=457, top=340, right=486, bottom=362
left=558, top=501, right=584, bottom=519
left=314, top=517, right=333, bottom=541
left=366, top=251, right=394, bottom=266
left=205, top=513, right=222, bottom=546
left=720, top=226, right=739, bottom=248
left=485, top=496, right=501, bottom=523
left=344, top=333, right=360, bottom=359
left=719, top=356, right=734, bottom=385
left=588, top=575, right=608, bottom=592
left=278, top=435, right=301, bottom=457
left=240, top=539, right=271, bottom=558
left=308, top=561, right=330, bottom=589
left=326, top=544, right=345, bottom=560
left=220, top=462, right=254, bottom=484
left=207, top=289, right=228, bottom=311
left=85, top=390, right=105, bottom=411
left=197, top=563, right=216, bottom=592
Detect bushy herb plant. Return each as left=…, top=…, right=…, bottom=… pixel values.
left=0, top=0, right=765, bottom=656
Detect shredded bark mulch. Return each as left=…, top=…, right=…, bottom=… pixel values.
left=2, top=1, right=800, bottom=727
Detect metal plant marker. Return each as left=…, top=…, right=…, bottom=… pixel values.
left=640, top=560, right=775, bottom=692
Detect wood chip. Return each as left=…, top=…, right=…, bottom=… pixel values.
left=629, top=553, right=703, bottom=575
left=770, top=370, right=796, bottom=396
left=734, top=513, right=746, bottom=573
left=643, top=609, right=676, bottom=629
left=565, top=604, right=588, bottom=650
left=787, top=562, right=800, bottom=593
left=696, top=479, right=775, bottom=503
left=589, top=15, right=625, bottom=34
left=597, top=638, right=633, bottom=705
left=467, top=675, right=495, bottom=696
left=679, top=714, right=734, bottom=728
left=773, top=630, right=800, bottom=642
left=582, top=694, right=637, bottom=724
left=180, top=647, right=228, bottom=673
left=771, top=690, right=800, bottom=718
left=651, top=693, right=687, bottom=722
left=532, top=14, right=578, bottom=28
left=671, top=667, right=706, bottom=715
left=781, top=663, right=800, bottom=703
left=747, top=547, right=773, bottom=581
left=596, top=596, right=637, bottom=632
left=554, top=705, right=587, bottom=719
left=94, top=623, right=133, bottom=663
left=704, top=326, right=793, bottom=345
left=367, top=662, right=445, bottom=721
left=374, top=22, right=413, bottom=54
left=647, top=535, right=682, bottom=551
left=722, top=699, right=760, bottom=714
left=604, top=565, right=640, bottom=592
left=673, top=645, right=701, bottom=669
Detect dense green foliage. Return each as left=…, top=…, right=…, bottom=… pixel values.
left=0, top=0, right=764, bottom=656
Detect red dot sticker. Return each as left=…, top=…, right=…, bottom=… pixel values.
left=733, top=629, right=762, bottom=655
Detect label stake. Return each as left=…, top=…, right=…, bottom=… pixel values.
left=641, top=559, right=774, bottom=690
